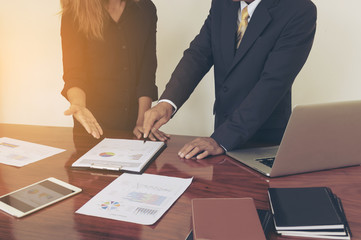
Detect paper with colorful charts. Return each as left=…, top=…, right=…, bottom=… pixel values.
left=72, top=138, right=165, bottom=172
left=76, top=173, right=192, bottom=225
left=0, top=137, right=65, bottom=167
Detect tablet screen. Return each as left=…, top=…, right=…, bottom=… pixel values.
left=0, top=180, right=75, bottom=213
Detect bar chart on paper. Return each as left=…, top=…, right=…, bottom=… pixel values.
left=76, top=173, right=192, bottom=225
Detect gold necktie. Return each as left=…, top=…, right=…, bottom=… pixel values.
left=236, top=6, right=249, bottom=49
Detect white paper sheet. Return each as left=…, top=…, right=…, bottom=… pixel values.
left=76, top=173, right=193, bottom=225
left=0, top=137, right=65, bottom=167
left=72, top=138, right=165, bottom=172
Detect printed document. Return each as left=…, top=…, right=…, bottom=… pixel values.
left=0, top=137, right=65, bottom=167
left=76, top=173, right=193, bottom=225
left=72, top=138, right=165, bottom=172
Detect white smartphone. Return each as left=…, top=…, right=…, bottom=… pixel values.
left=0, top=177, right=82, bottom=218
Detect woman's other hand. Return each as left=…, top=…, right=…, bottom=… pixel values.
left=64, top=104, right=103, bottom=139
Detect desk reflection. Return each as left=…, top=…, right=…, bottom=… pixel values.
left=1, top=124, right=361, bottom=240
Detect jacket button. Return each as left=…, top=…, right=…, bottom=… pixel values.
left=223, top=86, right=228, bottom=92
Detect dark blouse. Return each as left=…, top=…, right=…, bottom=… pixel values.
left=61, top=0, right=158, bottom=131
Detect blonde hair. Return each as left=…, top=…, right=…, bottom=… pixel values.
left=60, top=0, right=138, bottom=40
left=60, top=0, right=105, bottom=40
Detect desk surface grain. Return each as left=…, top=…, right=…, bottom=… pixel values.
left=0, top=124, right=361, bottom=240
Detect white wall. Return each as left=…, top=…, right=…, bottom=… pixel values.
left=0, top=0, right=360, bottom=137
left=292, top=0, right=361, bottom=105
left=0, top=1, right=69, bottom=127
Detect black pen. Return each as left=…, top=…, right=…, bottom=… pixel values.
left=143, top=136, right=150, bottom=144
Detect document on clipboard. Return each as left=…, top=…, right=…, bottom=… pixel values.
left=72, top=138, right=166, bottom=173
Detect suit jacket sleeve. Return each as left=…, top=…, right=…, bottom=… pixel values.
left=211, top=1, right=317, bottom=150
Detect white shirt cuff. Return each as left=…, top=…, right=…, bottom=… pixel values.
left=220, top=144, right=228, bottom=152
left=158, top=99, right=177, bottom=115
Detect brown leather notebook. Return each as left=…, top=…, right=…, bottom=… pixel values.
left=192, top=198, right=266, bottom=240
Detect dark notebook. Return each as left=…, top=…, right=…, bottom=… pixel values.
left=277, top=193, right=351, bottom=240
left=268, top=187, right=345, bottom=231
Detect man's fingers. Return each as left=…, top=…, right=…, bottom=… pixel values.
left=143, top=112, right=158, bottom=138
left=152, top=117, right=169, bottom=132
left=147, top=117, right=171, bottom=140
left=152, top=130, right=169, bottom=142
left=179, top=143, right=198, bottom=158
left=178, top=146, right=188, bottom=158
left=185, top=147, right=202, bottom=159
left=196, top=150, right=209, bottom=159
left=163, top=132, right=171, bottom=138
left=148, top=132, right=157, bottom=141
left=143, top=103, right=173, bottom=138
left=178, top=137, right=224, bottom=159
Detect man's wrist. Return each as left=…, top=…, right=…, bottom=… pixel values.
left=219, top=144, right=227, bottom=153
left=158, top=99, right=177, bottom=115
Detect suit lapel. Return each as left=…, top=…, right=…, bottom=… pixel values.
left=221, top=1, right=239, bottom=70
left=225, top=0, right=276, bottom=78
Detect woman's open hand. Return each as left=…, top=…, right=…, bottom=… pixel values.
left=64, top=104, right=103, bottom=139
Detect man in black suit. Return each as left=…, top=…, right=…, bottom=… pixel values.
left=143, top=0, right=317, bottom=159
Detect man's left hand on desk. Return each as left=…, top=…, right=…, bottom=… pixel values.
left=178, top=137, right=224, bottom=160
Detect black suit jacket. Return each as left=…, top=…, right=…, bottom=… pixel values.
left=160, top=0, right=317, bottom=150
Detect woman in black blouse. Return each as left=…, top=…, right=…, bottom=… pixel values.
left=60, top=0, right=168, bottom=141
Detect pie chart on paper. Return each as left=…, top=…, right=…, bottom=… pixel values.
left=99, top=152, right=116, bottom=157
left=100, top=201, right=120, bottom=210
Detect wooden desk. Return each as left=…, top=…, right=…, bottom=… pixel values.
left=1, top=124, right=361, bottom=240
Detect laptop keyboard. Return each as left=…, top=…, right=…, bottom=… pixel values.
left=256, top=157, right=275, bottom=168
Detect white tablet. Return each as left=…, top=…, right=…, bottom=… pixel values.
left=0, top=177, right=82, bottom=218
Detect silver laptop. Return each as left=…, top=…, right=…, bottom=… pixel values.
left=227, top=100, right=361, bottom=177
